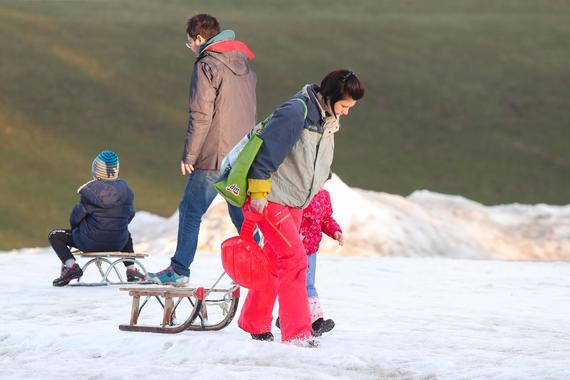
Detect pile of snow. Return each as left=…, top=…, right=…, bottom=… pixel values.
left=129, top=175, right=570, bottom=261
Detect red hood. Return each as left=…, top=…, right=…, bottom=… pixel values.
left=203, top=40, right=255, bottom=60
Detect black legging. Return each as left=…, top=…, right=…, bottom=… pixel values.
left=48, top=229, right=134, bottom=266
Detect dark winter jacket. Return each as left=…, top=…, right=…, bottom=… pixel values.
left=248, top=84, right=340, bottom=208
left=182, top=30, right=257, bottom=170
left=70, top=179, right=134, bottom=252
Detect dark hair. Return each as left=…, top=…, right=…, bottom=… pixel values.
left=319, top=69, right=365, bottom=112
left=186, top=14, right=220, bottom=41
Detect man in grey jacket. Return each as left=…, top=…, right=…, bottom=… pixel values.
left=148, top=14, right=257, bottom=285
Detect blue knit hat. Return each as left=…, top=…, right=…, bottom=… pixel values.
left=92, top=150, right=119, bottom=180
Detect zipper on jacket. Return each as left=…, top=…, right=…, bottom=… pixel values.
left=303, top=133, right=326, bottom=207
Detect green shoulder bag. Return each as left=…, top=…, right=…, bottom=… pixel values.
left=214, top=98, right=308, bottom=207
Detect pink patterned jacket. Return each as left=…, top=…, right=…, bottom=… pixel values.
left=300, top=189, right=342, bottom=254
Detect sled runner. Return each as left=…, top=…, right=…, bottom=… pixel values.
left=118, top=272, right=240, bottom=333
left=70, top=250, right=150, bottom=286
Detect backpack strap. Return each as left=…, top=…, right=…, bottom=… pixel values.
left=257, top=97, right=309, bottom=134
left=292, top=97, right=308, bottom=119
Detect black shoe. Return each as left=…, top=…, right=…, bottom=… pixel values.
left=312, top=318, right=335, bottom=334
left=275, top=317, right=280, bottom=329
left=251, top=332, right=274, bottom=341
left=126, top=268, right=145, bottom=282
left=53, top=263, right=83, bottom=287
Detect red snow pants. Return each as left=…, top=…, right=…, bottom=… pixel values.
left=237, top=201, right=312, bottom=342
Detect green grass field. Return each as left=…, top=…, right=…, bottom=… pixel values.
left=1, top=0, right=569, bottom=249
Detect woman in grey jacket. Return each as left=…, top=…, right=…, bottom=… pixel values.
left=238, top=69, right=365, bottom=344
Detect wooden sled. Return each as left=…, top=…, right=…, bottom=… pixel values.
left=70, top=250, right=150, bottom=286
left=119, top=273, right=240, bottom=333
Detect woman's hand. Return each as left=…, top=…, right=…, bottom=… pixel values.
left=250, top=198, right=268, bottom=214
left=334, top=231, right=344, bottom=246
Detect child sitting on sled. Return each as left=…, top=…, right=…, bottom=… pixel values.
left=48, top=150, right=143, bottom=286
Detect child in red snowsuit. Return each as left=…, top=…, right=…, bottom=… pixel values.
left=300, top=187, right=343, bottom=334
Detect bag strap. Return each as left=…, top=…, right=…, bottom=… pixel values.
left=292, top=97, right=308, bottom=119
left=258, top=97, right=308, bottom=131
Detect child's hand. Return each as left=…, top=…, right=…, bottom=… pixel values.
left=334, top=231, right=344, bottom=246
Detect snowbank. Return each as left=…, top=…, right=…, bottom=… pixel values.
left=127, top=175, right=570, bottom=261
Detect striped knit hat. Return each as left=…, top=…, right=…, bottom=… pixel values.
left=92, top=150, right=119, bottom=180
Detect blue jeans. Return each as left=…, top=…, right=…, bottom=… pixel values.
left=306, top=253, right=318, bottom=298
left=170, top=169, right=244, bottom=277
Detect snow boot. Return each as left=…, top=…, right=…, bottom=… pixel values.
left=53, top=263, right=83, bottom=286
left=251, top=332, right=274, bottom=341
left=312, top=317, right=335, bottom=334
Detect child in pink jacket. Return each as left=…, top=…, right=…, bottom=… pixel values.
left=300, top=187, right=343, bottom=334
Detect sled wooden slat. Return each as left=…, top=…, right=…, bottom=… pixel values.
left=118, top=282, right=240, bottom=333
left=163, top=296, right=175, bottom=326
left=130, top=295, right=141, bottom=325
left=123, top=287, right=232, bottom=297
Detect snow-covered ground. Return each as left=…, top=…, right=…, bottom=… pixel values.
left=1, top=254, right=569, bottom=379
left=2, top=177, right=569, bottom=379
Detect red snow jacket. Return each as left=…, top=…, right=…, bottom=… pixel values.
left=300, top=189, right=341, bottom=254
